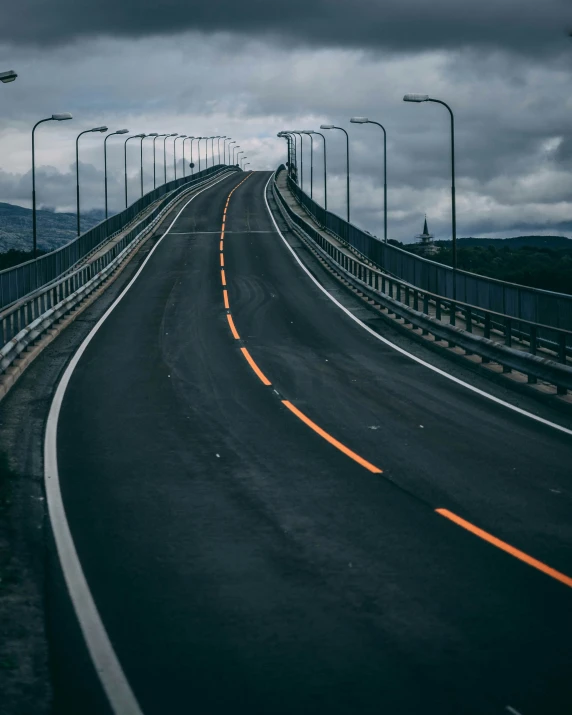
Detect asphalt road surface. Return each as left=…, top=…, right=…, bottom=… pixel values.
left=52, top=170, right=572, bottom=715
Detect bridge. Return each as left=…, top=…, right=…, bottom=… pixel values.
left=1, top=159, right=571, bottom=715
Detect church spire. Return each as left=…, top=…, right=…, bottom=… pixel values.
left=423, top=214, right=429, bottom=236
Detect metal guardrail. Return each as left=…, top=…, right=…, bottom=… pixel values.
left=0, top=164, right=228, bottom=311
left=0, top=167, right=237, bottom=378
left=283, top=169, right=572, bottom=336
left=272, top=167, right=572, bottom=395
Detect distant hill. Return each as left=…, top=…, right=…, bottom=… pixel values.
left=435, top=235, right=572, bottom=249
left=0, top=202, right=105, bottom=254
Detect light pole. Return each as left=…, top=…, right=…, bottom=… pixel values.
left=350, top=117, right=388, bottom=243
left=124, top=134, right=145, bottom=208
left=280, top=132, right=297, bottom=180
left=196, top=138, right=204, bottom=173
left=166, top=133, right=178, bottom=183
left=163, top=133, right=177, bottom=184
left=229, top=141, right=236, bottom=164
left=222, top=137, right=229, bottom=164
left=183, top=137, right=193, bottom=177
left=240, top=156, right=247, bottom=169
left=190, top=137, right=199, bottom=174
left=104, top=129, right=128, bottom=219
left=209, top=137, right=216, bottom=168
left=153, top=134, right=167, bottom=189
left=0, top=69, right=17, bottom=84
left=309, top=130, right=326, bottom=210
left=291, top=131, right=304, bottom=189
left=76, top=126, right=107, bottom=236
left=216, top=136, right=222, bottom=165
left=403, top=94, right=457, bottom=276
left=174, top=135, right=186, bottom=180
left=301, top=130, right=314, bottom=198
left=142, top=133, right=158, bottom=195
left=237, top=151, right=244, bottom=167
left=32, top=113, right=73, bottom=259
left=320, top=124, right=350, bottom=222
left=233, top=145, right=240, bottom=164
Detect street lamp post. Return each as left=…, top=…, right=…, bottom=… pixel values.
left=174, top=135, right=186, bottom=180
left=403, top=94, right=457, bottom=280
left=320, top=124, right=350, bottom=222
left=76, top=126, right=107, bottom=236
left=281, top=132, right=297, bottom=180
left=308, top=130, right=326, bottom=210
left=223, top=137, right=230, bottom=164
left=142, top=133, right=158, bottom=195
left=166, top=134, right=178, bottom=183
left=350, top=117, right=388, bottom=243
left=153, top=134, right=167, bottom=189
left=32, top=113, right=73, bottom=259
left=0, top=69, right=17, bottom=84
left=237, top=151, right=244, bottom=167
left=216, top=136, right=222, bottom=165
left=302, top=131, right=314, bottom=198
left=124, top=134, right=145, bottom=208
left=163, top=133, right=177, bottom=184
left=229, top=141, right=236, bottom=164
left=183, top=137, right=193, bottom=177
left=233, top=145, right=240, bottom=164
left=291, top=131, right=304, bottom=189
left=244, top=163, right=250, bottom=171
left=190, top=137, right=199, bottom=174
left=104, top=129, right=128, bottom=219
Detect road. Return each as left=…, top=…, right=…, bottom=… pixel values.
left=51, top=169, right=572, bottom=715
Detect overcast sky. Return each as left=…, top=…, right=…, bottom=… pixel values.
left=1, top=0, right=572, bottom=242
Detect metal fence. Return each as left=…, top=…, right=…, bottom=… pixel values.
left=0, top=164, right=228, bottom=310
left=284, top=169, right=572, bottom=333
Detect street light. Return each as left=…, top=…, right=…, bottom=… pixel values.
left=153, top=134, right=167, bottom=189
left=350, top=116, right=388, bottom=243
left=216, top=136, right=222, bottom=165
left=320, top=124, right=350, bottom=222
left=174, top=135, right=186, bottom=180
left=32, top=113, right=73, bottom=259
left=307, top=130, right=326, bottom=210
left=165, top=133, right=178, bottom=183
left=301, top=131, right=315, bottom=198
left=142, top=133, right=158, bottom=195
left=0, top=70, right=17, bottom=83
left=237, top=150, right=244, bottom=167
left=228, top=140, right=236, bottom=164
left=124, top=134, right=145, bottom=208
left=240, top=156, right=247, bottom=169
left=233, top=145, right=240, bottom=164
left=244, top=163, right=250, bottom=171
left=279, top=131, right=297, bottom=180
left=403, top=93, right=457, bottom=276
left=190, top=137, right=200, bottom=174
left=183, top=136, right=194, bottom=177
left=76, top=126, right=108, bottom=235
left=223, top=137, right=231, bottom=164
left=104, top=129, right=128, bottom=219
left=290, top=131, right=305, bottom=189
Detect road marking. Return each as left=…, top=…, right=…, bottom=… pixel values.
left=262, top=175, right=572, bottom=438
left=240, top=347, right=272, bottom=385
left=436, top=509, right=572, bottom=589
left=221, top=269, right=226, bottom=286
left=505, top=707, right=523, bottom=715
left=227, top=314, right=240, bottom=339
left=43, top=169, right=240, bottom=715
left=223, top=290, right=229, bottom=309
left=219, top=241, right=223, bottom=251
left=282, top=400, right=383, bottom=473
left=220, top=254, right=224, bottom=267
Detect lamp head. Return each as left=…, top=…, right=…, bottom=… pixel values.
left=52, top=113, right=73, bottom=121
left=320, top=124, right=334, bottom=129
left=350, top=117, right=369, bottom=123
left=147, top=132, right=159, bottom=137
left=91, top=126, right=108, bottom=132
left=170, top=133, right=178, bottom=136
left=179, top=134, right=187, bottom=138
left=403, top=94, right=429, bottom=102
left=115, top=129, right=129, bottom=134
left=0, top=70, right=17, bottom=83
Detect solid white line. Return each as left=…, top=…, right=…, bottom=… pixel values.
left=263, top=174, right=572, bottom=437
left=44, top=170, right=237, bottom=715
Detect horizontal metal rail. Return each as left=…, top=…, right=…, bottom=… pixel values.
left=0, top=164, right=229, bottom=311
left=282, top=167, right=572, bottom=335
left=272, top=169, right=572, bottom=395
left=1, top=168, right=237, bottom=378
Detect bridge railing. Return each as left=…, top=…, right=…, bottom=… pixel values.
left=0, top=165, right=228, bottom=311
left=282, top=168, right=572, bottom=334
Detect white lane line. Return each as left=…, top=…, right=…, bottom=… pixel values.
left=263, top=174, right=572, bottom=437
left=505, top=707, right=523, bottom=715
left=44, top=171, right=237, bottom=715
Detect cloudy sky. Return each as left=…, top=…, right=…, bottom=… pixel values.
left=1, top=0, right=572, bottom=242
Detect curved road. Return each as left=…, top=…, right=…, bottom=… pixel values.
left=52, top=170, right=572, bottom=714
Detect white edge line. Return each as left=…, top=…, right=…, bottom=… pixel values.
left=44, top=170, right=237, bottom=715
left=263, top=174, right=572, bottom=437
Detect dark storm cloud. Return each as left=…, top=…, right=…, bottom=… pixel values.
left=4, top=0, right=572, bottom=54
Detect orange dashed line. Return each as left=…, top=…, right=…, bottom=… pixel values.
left=219, top=241, right=224, bottom=251
left=223, top=289, right=229, bottom=309
left=281, top=400, right=383, bottom=474
left=221, top=269, right=226, bottom=286
left=220, top=254, right=224, bottom=267
left=240, top=347, right=271, bottom=385
left=436, top=509, right=572, bottom=589
left=226, top=313, right=240, bottom=339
